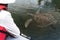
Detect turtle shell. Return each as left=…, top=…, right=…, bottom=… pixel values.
left=32, top=13, right=57, bottom=27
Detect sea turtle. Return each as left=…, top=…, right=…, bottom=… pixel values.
left=24, top=12, right=57, bottom=29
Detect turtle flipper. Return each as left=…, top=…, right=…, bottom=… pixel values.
left=25, top=19, right=32, bottom=28
left=27, top=13, right=34, bottom=16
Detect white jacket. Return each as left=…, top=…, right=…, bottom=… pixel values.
left=0, top=10, right=20, bottom=37
left=0, top=0, right=16, bottom=4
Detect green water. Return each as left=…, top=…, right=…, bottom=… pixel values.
left=8, top=0, right=60, bottom=40
left=10, top=8, right=60, bottom=40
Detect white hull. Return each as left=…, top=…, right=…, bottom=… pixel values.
left=6, top=35, right=29, bottom=40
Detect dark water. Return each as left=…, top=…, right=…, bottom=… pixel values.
left=8, top=0, right=60, bottom=40
left=10, top=8, right=60, bottom=40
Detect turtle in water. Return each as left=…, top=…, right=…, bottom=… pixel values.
left=24, top=12, right=57, bottom=29
left=24, top=4, right=57, bottom=29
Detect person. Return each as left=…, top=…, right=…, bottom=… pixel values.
left=0, top=0, right=29, bottom=40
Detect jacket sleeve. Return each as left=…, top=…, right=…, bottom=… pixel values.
left=0, top=10, right=20, bottom=37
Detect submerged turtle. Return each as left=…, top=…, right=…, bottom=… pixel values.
left=25, top=12, right=57, bottom=29
left=25, top=4, right=57, bottom=29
